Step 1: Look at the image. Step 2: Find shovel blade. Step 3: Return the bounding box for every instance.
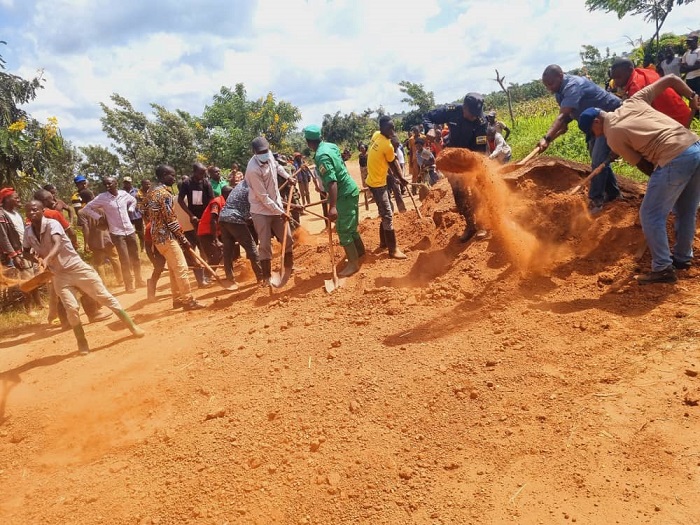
[269,268,291,289]
[324,278,336,293]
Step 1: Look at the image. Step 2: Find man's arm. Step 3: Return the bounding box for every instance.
[423,105,459,126]
[209,202,221,238]
[80,193,105,221]
[124,192,137,214]
[327,182,339,221]
[177,182,197,223]
[41,233,64,268]
[501,123,511,141]
[680,53,700,74]
[538,108,573,151]
[246,168,286,215]
[637,74,699,107]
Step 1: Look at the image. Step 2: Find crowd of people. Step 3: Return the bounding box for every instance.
[2,31,700,353]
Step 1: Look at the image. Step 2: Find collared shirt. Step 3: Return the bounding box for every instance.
[660,57,681,77]
[488,132,512,161]
[143,183,184,245]
[423,105,488,152]
[623,68,691,127]
[556,74,621,122]
[219,180,251,225]
[5,209,24,238]
[82,190,136,236]
[23,217,84,273]
[366,131,395,188]
[245,156,288,216]
[603,82,700,168]
[127,187,143,220]
[314,141,360,198]
[681,48,700,80]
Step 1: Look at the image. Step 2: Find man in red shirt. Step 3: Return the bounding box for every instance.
[196,185,231,267]
[610,58,692,127]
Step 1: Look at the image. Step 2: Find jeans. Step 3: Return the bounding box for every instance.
[386,175,406,212]
[587,135,620,204]
[251,213,293,261]
[220,221,263,281]
[369,186,393,231]
[155,239,193,301]
[640,142,700,272]
[110,232,142,289]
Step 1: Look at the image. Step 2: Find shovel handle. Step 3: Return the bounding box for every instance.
[515,146,540,167]
[404,184,423,219]
[303,199,328,208]
[567,161,609,195]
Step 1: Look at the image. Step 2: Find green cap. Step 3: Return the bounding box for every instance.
[303,125,322,140]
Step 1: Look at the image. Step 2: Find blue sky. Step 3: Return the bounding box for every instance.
[1,0,698,149]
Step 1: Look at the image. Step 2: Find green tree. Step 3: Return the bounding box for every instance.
[150,104,197,175]
[585,0,696,48]
[577,44,616,85]
[99,94,160,178]
[321,109,378,147]
[78,144,121,180]
[398,81,435,113]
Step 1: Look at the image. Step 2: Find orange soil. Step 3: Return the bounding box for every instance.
[1,156,699,524]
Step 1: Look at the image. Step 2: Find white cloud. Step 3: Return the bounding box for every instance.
[3,0,698,149]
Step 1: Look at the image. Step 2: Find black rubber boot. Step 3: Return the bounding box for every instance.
[338,243,360,277]
[115,309,145,337]
[378,224,386,251]
[73,324,90,355]
[284,252,294,270]
[251,259,264,281]
[385,229,407,260]
[146,278,156,301]
[354,235,366,258]
[260,259,272,286]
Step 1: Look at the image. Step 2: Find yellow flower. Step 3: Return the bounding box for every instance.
[8,120,26,132]
[195,122,203,131]
[196,153,209,163]
[47,116,58,126]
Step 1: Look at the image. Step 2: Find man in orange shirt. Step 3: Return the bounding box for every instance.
[609,57,692,127]
[197,185,232,267]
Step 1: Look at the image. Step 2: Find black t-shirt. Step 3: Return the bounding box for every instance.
[178,178,214,219]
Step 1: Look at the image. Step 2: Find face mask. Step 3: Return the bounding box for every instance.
[256,152,271,163]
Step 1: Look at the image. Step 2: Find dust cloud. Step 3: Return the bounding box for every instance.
[436,149,590,274]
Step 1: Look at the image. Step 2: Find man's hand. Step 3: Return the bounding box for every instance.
[41,254,53,269]
[179,236,191,249]
[291,203,305,211]
[538,137,550,152]
[12,255,24,269]
[213,239,223,249]
[328,206,338,221]
[398,176,410,187]
[190,216,199,225]
[288,176,297,186]
[690,93,699,112]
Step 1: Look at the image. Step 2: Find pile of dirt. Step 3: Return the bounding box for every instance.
[2,156,699,525]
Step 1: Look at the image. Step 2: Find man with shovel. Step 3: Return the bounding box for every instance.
[22,200,145,355]
[539,64,623,214]
[245,136,296,287]
[576,75,700,284]
[303,124,364,276]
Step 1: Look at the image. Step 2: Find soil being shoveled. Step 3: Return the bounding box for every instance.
[1,157,699,524]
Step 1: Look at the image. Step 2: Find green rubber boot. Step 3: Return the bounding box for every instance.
[73,324,90,355]
[338,243,360,277]
[115,309,145,338]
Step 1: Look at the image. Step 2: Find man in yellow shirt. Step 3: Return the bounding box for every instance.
[366,116,410,259]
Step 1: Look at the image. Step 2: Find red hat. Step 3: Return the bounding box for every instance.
[0,187,15,201]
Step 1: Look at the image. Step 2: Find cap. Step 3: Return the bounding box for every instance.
[303,124,322,140]
[251,136,269,153]
[123,176,132,182]
[462,93,484,117]
[74,175,87,184]
[686,32,698,41]
[578,107,601,135]
[0,187,15,201]
[487,110,497,118]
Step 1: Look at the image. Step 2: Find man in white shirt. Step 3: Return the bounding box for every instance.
[23,200,144,354]
[681,33,700,100]
[80,176,144,292]
[245,136,296,285]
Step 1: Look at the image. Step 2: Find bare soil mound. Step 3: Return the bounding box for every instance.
[1,156,699,524]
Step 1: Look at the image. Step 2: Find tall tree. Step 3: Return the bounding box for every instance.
[398,81,435,114]
[585,0,697,48]
[78,145,121,180]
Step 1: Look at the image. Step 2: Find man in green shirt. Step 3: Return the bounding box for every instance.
[303,124,364,276]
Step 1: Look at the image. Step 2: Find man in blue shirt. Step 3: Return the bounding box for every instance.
[538,65,622,213]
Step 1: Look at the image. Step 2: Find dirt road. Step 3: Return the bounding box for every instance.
[0,156,698,524]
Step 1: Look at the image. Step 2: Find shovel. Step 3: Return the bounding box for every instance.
[186,246,239,291]
[567,161,609,195]
[269,185,296,288]
[18,268,53,293]
[500,146,541,175]
[303,208,346,293]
